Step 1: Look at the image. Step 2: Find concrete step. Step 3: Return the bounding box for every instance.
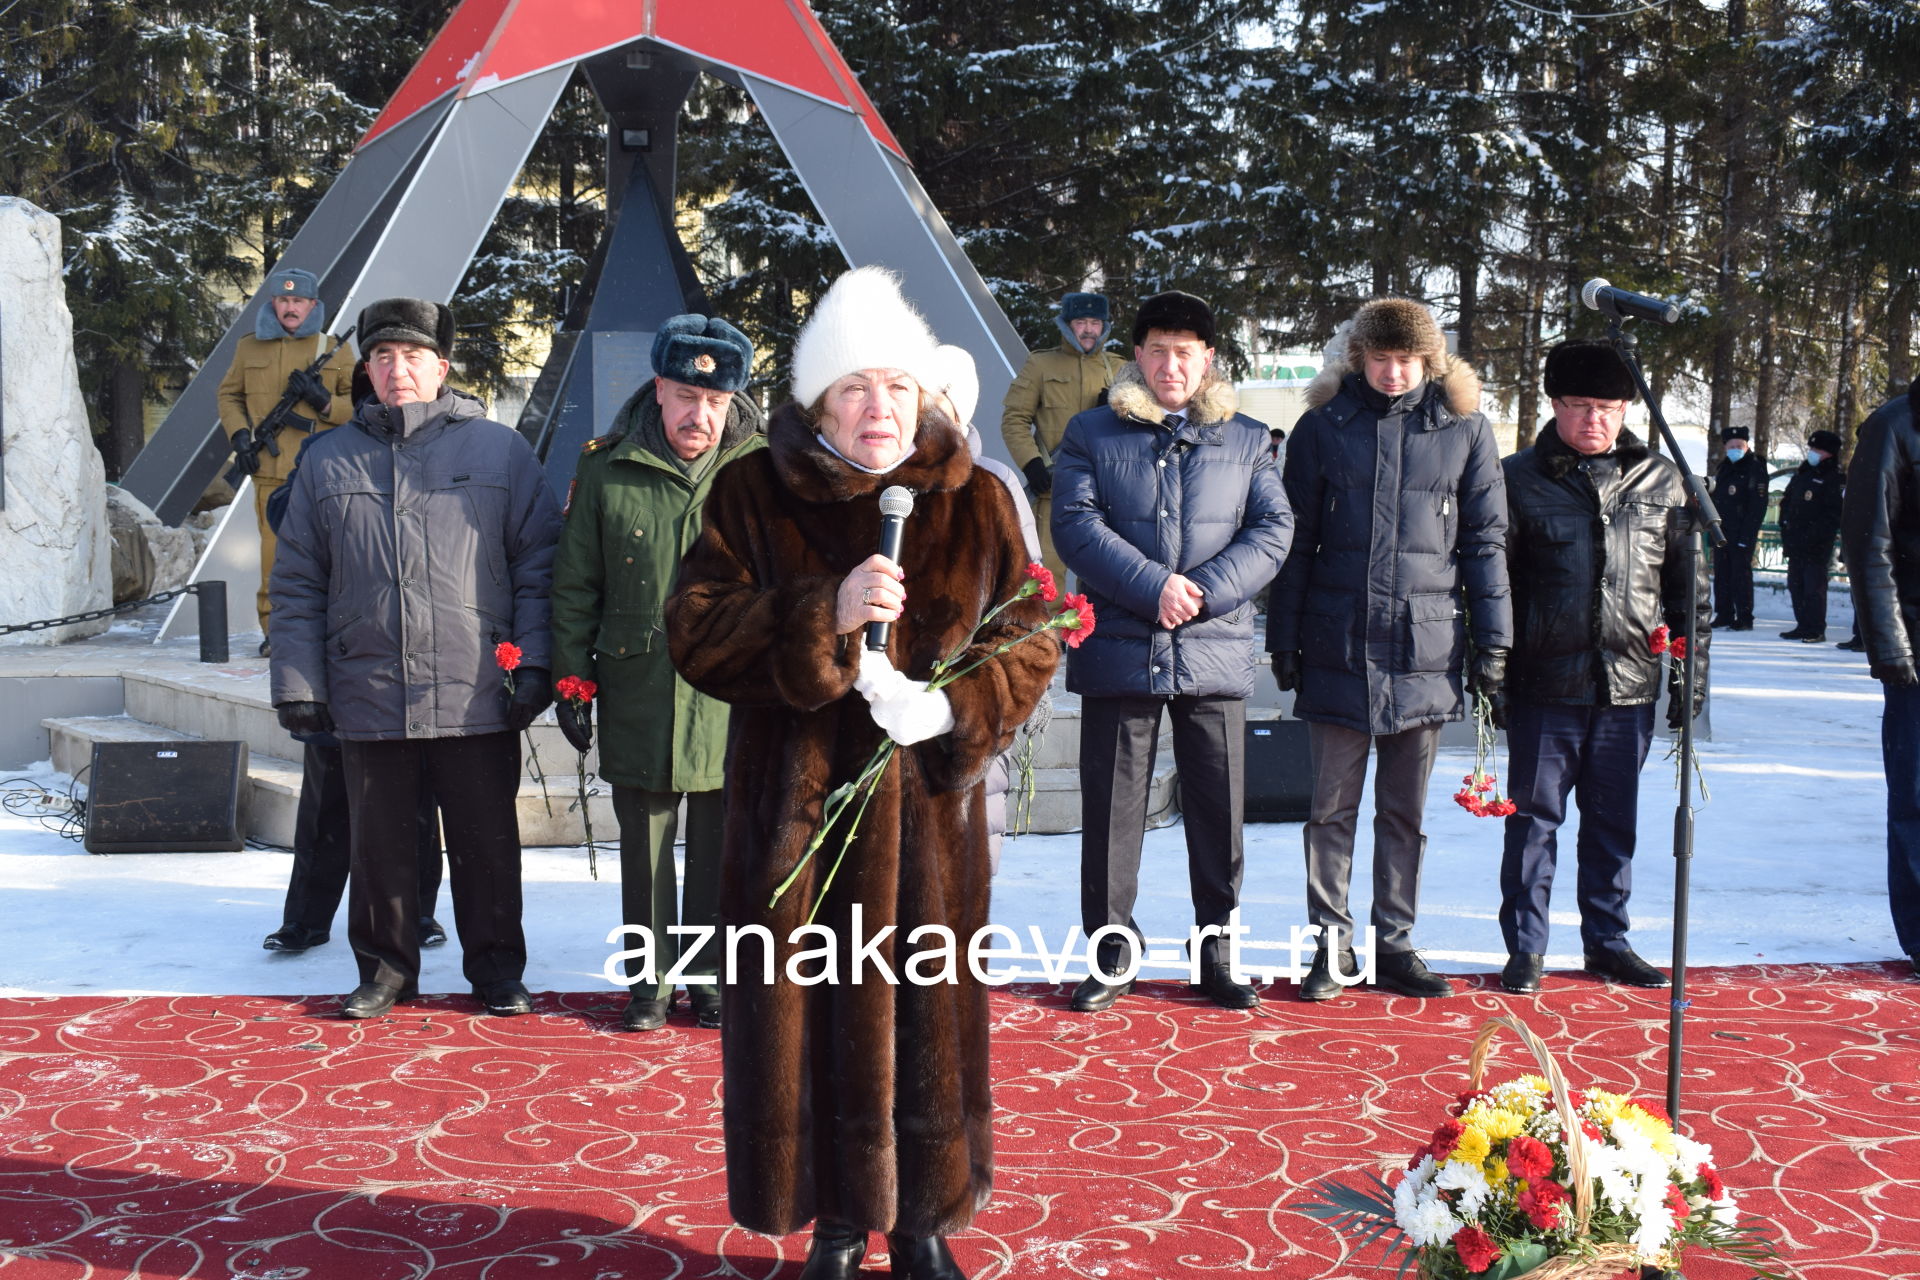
[1014,763,1178,835]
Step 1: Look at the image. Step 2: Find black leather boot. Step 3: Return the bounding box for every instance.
[798,1218,867,1280]
[887,1233,966,1279]
[1502,953,1544,994]
[1375,950,1455,998]
[1070,937,1138,1013]
[1298,947,1356,1001]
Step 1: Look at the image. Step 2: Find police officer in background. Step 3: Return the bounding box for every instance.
[549,316,764,1033]
[1709,426,1768,631]
[1779,429,1845,643]
[217,269,356,654]
[1001,291,1125,581]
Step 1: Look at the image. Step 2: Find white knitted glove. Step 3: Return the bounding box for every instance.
[856,649,954,745]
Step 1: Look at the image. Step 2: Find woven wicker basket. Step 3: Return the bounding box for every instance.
[1417,1014,1663,1280]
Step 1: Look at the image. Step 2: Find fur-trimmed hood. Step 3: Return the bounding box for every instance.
[1303,350,1483,418]
[254,299,327,341]
[1106,360,1240,426]
[765,400,971,504]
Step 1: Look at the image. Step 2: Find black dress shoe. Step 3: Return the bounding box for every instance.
[1194,964,1261,1009]
[1838,637,1867,652]
[1728,621,1753,631]
[419,917,447,948]
[1375,951,1455,998]
[1298,948,1356,1002]
[1801,632,1826,643]
[621,993,669,1031]
[1069,973,1134,1013]
[1584,946,1670,988]
[341,981,415,1019]
[1779,628,1811,640]
[688,990,722,1029]
[887,1233,966,1279]
[474,979,533,1015]
[800,1219,868,1280]
[1502,953,1544,994]
[262,923,329,953]
[1709,615,1732,629]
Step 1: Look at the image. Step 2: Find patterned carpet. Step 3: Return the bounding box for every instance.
[2,963,1916,1278]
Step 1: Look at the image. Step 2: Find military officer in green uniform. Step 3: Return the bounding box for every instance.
[550,315,764,1032]
[1000,291,1125,581]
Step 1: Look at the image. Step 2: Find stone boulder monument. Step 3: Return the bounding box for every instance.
[0,198,111,644]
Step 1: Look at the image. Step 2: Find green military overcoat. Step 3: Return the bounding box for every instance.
[550,384,766,792]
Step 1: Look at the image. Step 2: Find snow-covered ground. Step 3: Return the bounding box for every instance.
[0,581,1900,999]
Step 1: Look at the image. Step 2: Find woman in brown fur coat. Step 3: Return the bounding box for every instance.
[665,267,1059,1280]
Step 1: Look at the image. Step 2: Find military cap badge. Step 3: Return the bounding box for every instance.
[694,354,717,373]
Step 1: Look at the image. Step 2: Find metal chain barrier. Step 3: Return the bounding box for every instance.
[1,581,230,662]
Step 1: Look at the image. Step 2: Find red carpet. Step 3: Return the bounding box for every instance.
[2,963,1916,1278]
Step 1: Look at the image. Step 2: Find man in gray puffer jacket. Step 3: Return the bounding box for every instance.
[1267,297,1511,1002]
[1054,290,1293,1013]
[270,298,563,1021]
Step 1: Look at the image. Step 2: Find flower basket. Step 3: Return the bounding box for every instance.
[1298,1014,1786,1280]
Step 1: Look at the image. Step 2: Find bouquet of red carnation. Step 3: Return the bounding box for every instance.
[555,675,601,878]
[772,564,1091,922]
[1453,693,1516,819]
[495,640,552,817]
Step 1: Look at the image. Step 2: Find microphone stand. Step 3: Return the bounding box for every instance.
[1604,316,1725,1133]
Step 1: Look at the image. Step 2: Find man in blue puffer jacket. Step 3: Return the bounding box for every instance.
[1053,290,1293,1012]
[1266,297,1512,1002]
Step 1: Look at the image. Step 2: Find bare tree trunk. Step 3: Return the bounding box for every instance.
[101,360,146,481]
[1889,273,1915,395]
[1456,250,1479,361]
[1707,0,1750,440]
[1835,274,1861,445]
[1754,292,1777,462]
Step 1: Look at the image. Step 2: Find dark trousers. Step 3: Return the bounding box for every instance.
[611,786,724,1000]
[340,732,527,990]
[1713,543,1755,626]
[1499,700,1655,956]
[1303,721,1441,954]
[1786,549,1831,634]
[281,739,441,932]
[1079,695,1245,969]
[1880,683,1920,957]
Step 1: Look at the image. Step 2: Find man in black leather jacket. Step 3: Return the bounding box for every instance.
[1495,341,1708,996]
[1840,391,1920,977]
[1709,427,1767,629]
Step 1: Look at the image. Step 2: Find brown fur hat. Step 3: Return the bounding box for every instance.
[1344,297,1446,369]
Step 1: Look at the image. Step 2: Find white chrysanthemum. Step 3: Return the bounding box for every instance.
[1672,1133,1714,1174]
[1712,1198,1739,1227]
[1402,1196,1462,1247]
[1630,1181,1676,1255]
[1434,1160,1493,1219]
[1394,1155,1437,1225]
[1587,1145,1636,1214]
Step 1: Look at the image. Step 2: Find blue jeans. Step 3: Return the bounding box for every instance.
[1499,701,1656,956]
[1881,683,1920,957]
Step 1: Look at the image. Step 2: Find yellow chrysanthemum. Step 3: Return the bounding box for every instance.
[1450,1126,1491,1168]
[1471,1106,1526,1142]
[1587,1090,1627,1127]
[1486,1156,1510,1185]
[1617,1103,1678,1156]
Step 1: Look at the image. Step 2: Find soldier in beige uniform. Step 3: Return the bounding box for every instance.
[217,268,356,651]
[1000,291,1125,580]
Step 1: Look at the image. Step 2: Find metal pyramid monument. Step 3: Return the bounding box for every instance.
[124,0,1029,525]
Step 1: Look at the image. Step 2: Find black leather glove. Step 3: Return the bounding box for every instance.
[556,695,593,753]
[1022,458,1052,496]
[1873,657,1920,687]
[287,367,332,414]
[1471,648,1509,730]
[276,701,335,736]
[507,666,553,732]
[1666,667,1706,730]
[1271,650,1301,692]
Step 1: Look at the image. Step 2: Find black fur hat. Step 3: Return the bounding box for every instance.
[1808,429,1843,455]
[1722,426,1750,442]
[357,297,456,357]
[1061,292,1109,324]
[1131,290,1216,347]
[651,314,753,393]
[1544,340,1637,403]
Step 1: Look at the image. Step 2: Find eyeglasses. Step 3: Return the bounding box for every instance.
[1554,398,1626,421]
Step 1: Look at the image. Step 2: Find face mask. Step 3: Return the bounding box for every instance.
[1725,445,1747,461]
[1806,449,1826,466]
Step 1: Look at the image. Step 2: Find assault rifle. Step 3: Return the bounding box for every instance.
[225,325,356,487]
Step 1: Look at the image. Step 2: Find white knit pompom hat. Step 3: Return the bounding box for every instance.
[931,343,980,427]
[790,265,943,408]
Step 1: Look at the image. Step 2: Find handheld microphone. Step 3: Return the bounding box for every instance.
[866,485,915,652]
[1581,278,1681,326]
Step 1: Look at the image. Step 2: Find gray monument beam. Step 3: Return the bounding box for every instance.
[742,72,1029,468]
[121,95,459,524]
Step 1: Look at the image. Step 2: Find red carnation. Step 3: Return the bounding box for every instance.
[1025,562,1060,603]
[1453,1224,1502,1273]
[1649,625,1671,655]
[1506,1134,1554,1182]
[1666,1182,1690,1226]
[494,641,523,672]
[1427,1119,1465,1162]
[1697,1162,1725,1200]
[1517,1178,1569,1230]
[1671,635,1689,661]
[1055,593,1096,648]
[555,675,598,704]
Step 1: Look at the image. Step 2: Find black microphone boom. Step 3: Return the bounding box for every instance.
[1581,278,1681,326]
[866,485,915,652]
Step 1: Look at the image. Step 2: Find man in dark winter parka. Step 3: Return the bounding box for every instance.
[1266,297,1511,1001]
[1778,428,1845,642]
[1495,340,1708,996]
[1709,426,1768,630]
[1052,289,1293,1013]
